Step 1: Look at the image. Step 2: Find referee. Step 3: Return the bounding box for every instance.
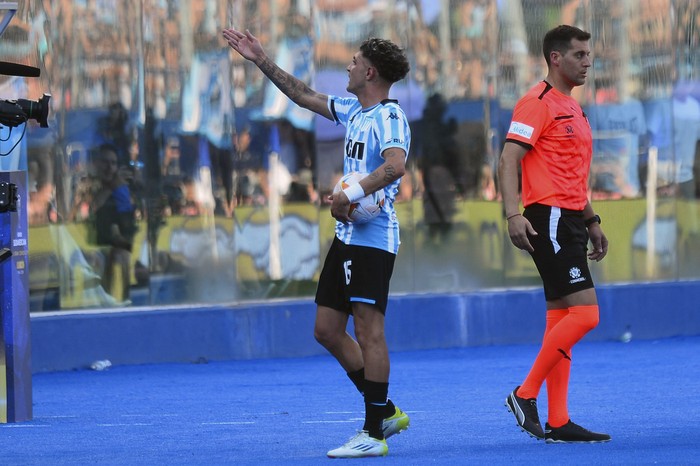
[499,25,611,444]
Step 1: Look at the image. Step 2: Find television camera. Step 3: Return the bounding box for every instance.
[0,3,51,262]
[0,93,50,128]
[0,59,50,129]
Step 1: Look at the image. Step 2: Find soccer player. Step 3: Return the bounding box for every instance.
[222,28,411,458]
[498,25,612,443]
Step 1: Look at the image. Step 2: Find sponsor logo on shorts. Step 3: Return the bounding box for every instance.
[568,266,586,284]
[508,121,534,139]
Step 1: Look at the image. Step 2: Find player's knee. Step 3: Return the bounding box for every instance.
[313,324,339,349]
[313,326,328,346]
[354,326,384,352]
[570,305,600,331]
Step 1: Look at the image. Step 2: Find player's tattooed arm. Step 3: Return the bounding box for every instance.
[362,147,406,194]
[257,56,305,100]
[224,27,331,119]
[382,164,396,182]
[380,147,406,182]
[257,56,332,119]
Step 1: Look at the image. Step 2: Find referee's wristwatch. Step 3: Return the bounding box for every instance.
[585,214,601,227]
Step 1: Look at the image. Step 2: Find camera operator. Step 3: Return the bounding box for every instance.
[89,144,137,303]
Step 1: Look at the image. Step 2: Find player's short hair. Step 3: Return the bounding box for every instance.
[359,38,410,83]
[542,25,591,66]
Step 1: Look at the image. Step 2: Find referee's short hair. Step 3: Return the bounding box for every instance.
[542,25,591,66]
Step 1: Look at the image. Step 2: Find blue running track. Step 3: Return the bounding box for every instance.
[1,337,699,465]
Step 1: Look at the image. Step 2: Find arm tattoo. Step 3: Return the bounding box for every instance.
[383,165,396,182]
[368,148,403,184]
[258,56,308,102]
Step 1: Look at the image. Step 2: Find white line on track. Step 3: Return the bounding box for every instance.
[97,423,154,427]
[201,421,256,425]
[302,420,357,424]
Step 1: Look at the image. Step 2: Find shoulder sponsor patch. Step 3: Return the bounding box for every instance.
[508,121,534,139]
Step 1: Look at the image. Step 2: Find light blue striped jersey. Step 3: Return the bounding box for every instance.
[328,95,411,254]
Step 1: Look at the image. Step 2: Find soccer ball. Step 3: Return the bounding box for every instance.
[333,172,385,224]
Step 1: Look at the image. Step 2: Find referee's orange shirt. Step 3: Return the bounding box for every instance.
[505,81,593,211]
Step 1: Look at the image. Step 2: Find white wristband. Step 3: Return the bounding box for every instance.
[342,183,365,203]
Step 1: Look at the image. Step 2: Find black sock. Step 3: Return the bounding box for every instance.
[363,380,389,440]
[384,398,396,418]
[346,368,365,395]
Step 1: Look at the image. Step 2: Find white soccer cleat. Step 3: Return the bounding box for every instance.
[326,430,388,458]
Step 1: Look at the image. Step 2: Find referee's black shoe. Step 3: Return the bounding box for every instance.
[545,420,611,443]
[505,386,544,439]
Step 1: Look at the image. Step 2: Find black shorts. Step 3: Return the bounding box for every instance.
[315,237,396,314]
[524,203,595,301]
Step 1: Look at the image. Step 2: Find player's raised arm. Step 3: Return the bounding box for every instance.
[222,27,333,120]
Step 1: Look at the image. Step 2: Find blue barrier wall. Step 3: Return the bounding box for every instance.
[31,281,700,373]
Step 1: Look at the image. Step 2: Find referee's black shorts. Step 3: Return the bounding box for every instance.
[315,237,396,314]
[524,203,595,301]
